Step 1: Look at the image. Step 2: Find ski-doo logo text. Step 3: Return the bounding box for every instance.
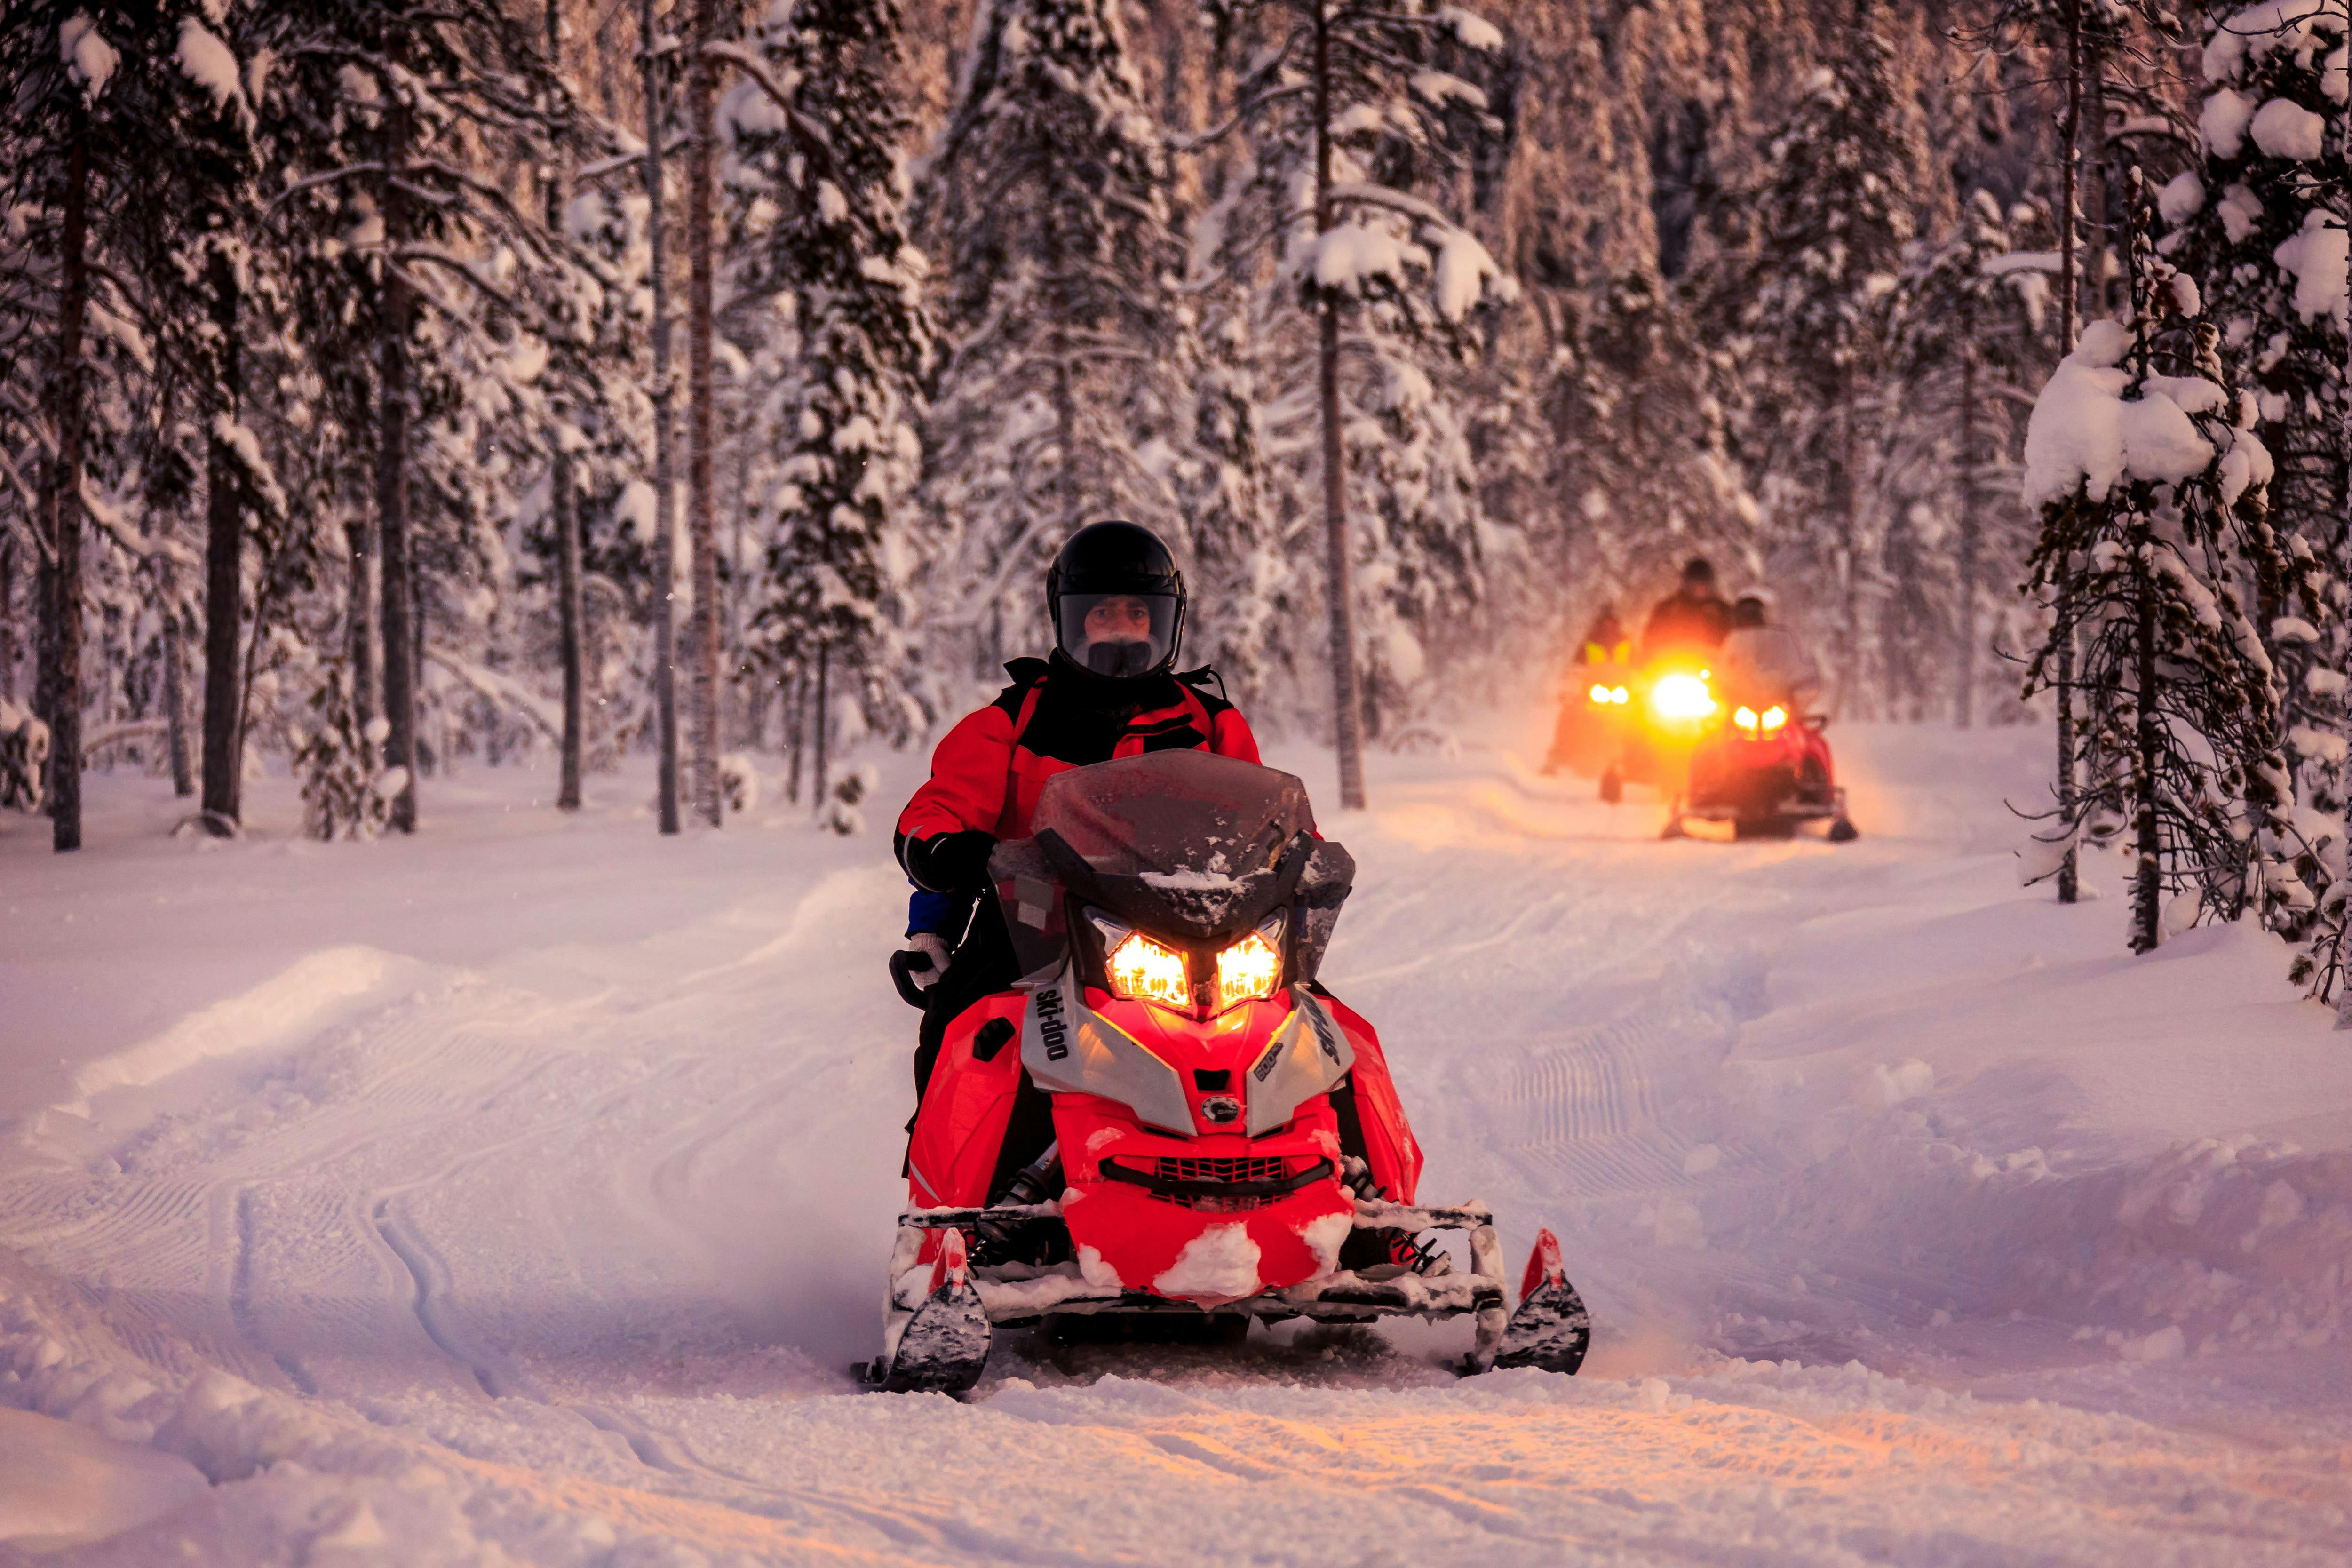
[1036,988,1069,1061]
[1307,1006,1343,1065]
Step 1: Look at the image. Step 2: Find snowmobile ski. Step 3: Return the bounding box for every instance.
[870,1228,993,1394]
[1490,1228,1592,1375]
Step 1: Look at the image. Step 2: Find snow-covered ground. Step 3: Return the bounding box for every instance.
[3,717,2349,1565]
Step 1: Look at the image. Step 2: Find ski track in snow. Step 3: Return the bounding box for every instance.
[2,727,2350,1564]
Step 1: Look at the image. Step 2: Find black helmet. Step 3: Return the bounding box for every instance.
[1047,521,1186,680]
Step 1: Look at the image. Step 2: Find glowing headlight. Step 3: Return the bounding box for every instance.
[1734,705,1758,732]
[1611,685,1629,704]
[1216,923,1284,1011]
[1651,672,1716,721]
[1588,682,1612,705]
[1108,931,1191,1009]
[1762,706,1787,732]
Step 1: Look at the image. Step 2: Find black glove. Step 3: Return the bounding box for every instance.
[905,829,997,895]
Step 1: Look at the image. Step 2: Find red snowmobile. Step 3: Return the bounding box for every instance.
[1668,691,1857,841]
[868,750,1590,1393]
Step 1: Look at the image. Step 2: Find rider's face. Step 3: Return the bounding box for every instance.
[1085,596,1154,647]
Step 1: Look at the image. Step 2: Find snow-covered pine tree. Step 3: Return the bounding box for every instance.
[729,0,938,738]
[2166,0,2347,979]
[2023,167,2296,952]
[1718,1,1919,719]
[261,0,579,832]
[0,3,271,846]
[918,0,1187,680]
[1545,270,1760,631]
[1195,0,1512,804]
[1883,191,2059,726]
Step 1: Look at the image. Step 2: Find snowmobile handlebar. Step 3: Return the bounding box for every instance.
[888,947,935,1009]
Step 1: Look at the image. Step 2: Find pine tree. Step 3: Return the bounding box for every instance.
[1720,3,1918,718]
[261,0,580,833]
[2023,168,2295,952]
[1883,191,2060,725]
[918,0,1187,677]
[1196,0,1511,804]
[2167,0,2348,980]
[731,0,938,736]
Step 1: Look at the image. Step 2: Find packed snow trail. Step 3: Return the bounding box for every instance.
[2,725,2349,1565]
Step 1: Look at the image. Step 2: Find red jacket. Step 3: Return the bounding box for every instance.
[898,658,1260,848]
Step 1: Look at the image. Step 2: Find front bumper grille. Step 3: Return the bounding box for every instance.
[1098,1154,1335,1212]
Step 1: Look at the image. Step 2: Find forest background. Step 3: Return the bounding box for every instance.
[2,0,2346,974]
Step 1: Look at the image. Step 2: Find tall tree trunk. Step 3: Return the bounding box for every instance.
[346,514,378,772]
[643,0,681,835]
[1040,156,1080,529]
[731,431,751,746]
[1834,364,1860,718]
[159,569,195,796]
[550,0,585,812]
[811,643,829,815]
[1311,2,1367,811]
[2334,101,2352,1019]
[199,247,246,830]
[1956,328,1980,729]
[683,0,723,827]
[2130,549,2161,952]
[38,100,90,853]
[378,92,419,833]
[2054,0,2083,905]
[0,535,16,701]
[786,670,805,804]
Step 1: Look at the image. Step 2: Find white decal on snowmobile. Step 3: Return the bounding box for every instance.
[1244,991,1357,1137]
[1021,966,1194,1133]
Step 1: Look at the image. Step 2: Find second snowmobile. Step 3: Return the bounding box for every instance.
[867,750,1591,1393]
[1668,691,1858,841]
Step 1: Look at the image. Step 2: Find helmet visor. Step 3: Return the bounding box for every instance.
[1057,592,1181,678]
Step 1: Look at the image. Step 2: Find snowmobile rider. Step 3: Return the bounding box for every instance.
[1641,557,1732,660]
[1716,594,1823,715]
[891,521,1260,1098]
[1573,605,1632,667]
[891,520,1434,1266]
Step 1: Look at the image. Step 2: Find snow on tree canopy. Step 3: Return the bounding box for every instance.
[2203,0,2352,86]
[2202,88,2260,157]
[2158,171,2206,224]
[59,13,117,96]
[175,18,241,115]
[2273,207,2350,326]
[2250,97,2328,159]
[2022,320,2223,508]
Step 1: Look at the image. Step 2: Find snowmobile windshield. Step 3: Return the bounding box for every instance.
[1028,751,1317,938]
[1055,592,1181,679]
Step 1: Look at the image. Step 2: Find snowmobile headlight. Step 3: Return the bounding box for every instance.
[1734,705,1759,732]
[1107,930,1191,1010]
[1214,915,1286,1011]
[1651,672,1716,722]
[1611,685,1629,704]
[1588,682,1612,705]
[1762,705,1787,732]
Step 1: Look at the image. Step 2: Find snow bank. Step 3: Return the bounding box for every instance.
[2022,320,2217,508]
[0,1407,207,1549]
[64,945,414,1111]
